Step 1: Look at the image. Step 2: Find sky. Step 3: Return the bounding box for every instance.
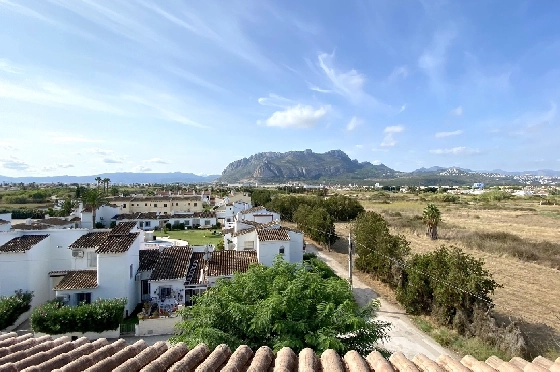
[1,0,560,177]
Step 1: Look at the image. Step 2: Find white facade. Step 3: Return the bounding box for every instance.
[0,212,11,232]
[95,205,120,227]
[236,207,280,223]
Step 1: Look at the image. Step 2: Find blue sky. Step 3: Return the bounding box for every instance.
[1,0,559,177]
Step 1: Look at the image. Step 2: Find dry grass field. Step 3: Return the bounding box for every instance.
[305,193,560,357]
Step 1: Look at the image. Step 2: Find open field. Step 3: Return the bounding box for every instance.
[153,229,222,246]
[326,194,560,358]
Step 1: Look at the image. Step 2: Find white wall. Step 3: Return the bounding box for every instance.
[287,230,304,264]
[232,230,257,251]
[0,212,11,221]
[96,205,120,226]
[256,240,284,267]
[81,212,93,229]
[0,212,11,232]
[148,279,185,303]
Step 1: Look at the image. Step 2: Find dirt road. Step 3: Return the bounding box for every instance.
[306,244,452,360]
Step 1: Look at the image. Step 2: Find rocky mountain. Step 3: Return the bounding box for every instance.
[218,149,400,182]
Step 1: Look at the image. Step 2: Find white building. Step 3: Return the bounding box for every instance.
[235,206,280,224]
[0,221,143,321]
[215,201,252,228]
[0,212,11,232]
[112,211,217,230]
[224,220,304,267]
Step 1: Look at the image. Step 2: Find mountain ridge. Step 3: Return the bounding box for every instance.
[0,172,219,184]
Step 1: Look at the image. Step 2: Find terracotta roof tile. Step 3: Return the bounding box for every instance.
[232,227,255,237]
[0,235,49,253]
[41,218,74,226]
[222,228,234,235]
[95,233,139,254]
[139,249,161,271]
[11,223,51,230]
[111,221,138,235]
[68,232,110,249]
[150,246,193,281]
[0,334,543,372]
[256,228,290,241]
[239,206,265,215]
[206,250,258,277]
[69,217,81,222]
[53,270,98,290]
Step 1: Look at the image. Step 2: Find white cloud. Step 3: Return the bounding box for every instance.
[103,158,122,164]
[263,104,330,128]
[257,94,294,108]
[0,141,17,151]
[145,158,169,164]
[380,125,404,147]
[48,134,104,144]
[435,130,463,138]
[372,160,381,165]
[0,59,21,74]
[0,158,29,171]
[317,52,366,104]
[388,65,409,81]
[450,106,463,116]
[85,148,114,156]
[384,125,404,133]
[57,163,75,168]
[429,147,480,155]
[418,30,456,88]
[42,166,57,172]
[131,165,151,172]
[355,144,363,148]
[398,105,406,114]
[346,116,362,131]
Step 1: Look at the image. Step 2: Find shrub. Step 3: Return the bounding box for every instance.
[95,222,104,228]
[31,298,126,334]
[0,290,33,330]
[179,223,185,230]
[110,221,117,228]
[165,223,172,230]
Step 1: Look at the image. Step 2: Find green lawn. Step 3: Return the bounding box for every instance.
[153,229,223,246]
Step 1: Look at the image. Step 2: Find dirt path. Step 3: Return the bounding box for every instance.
[306,243,453,360]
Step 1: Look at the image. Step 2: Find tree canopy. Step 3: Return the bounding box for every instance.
[422,204,442,240]
[171,257,390,355]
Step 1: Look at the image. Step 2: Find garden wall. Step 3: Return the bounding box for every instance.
[135,316,180,336]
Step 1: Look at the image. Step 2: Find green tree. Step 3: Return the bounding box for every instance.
[353,211,410,286]
[422,204,442,240]
[110,186,120,196]
[95,177,102,189]
[0,290,33,331]
[172,258,390,355]
[251,189,272,207]
[293,205,337,248]
[102,178,110,194]
[60,198,76,217]
[82,188,107,228]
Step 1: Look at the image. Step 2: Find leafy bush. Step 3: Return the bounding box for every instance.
[171,257,390,355]
[0,208,45,219]
[165,222,172,230]
[31,298,126,334]
[95,222,104,228]
[178,223,185,230]
[0,290,33,330]
[396,246,500,326]
[110,221,117,228]
[353,211,410,286]
[293,205,337,246]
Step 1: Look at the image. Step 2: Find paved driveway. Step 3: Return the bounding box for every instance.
[306,244,453,360]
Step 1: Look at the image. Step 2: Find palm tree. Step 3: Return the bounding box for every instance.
[422,204,441,240]
[102,178,110,194]
[95,177,102,189]
[82,188,107,228]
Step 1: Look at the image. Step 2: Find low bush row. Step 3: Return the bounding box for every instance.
[0,290,33,330]
[31,298,126,334]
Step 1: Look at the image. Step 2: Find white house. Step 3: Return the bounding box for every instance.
[54,221,142,315]
[224,220,304,267]
[235,206,280,224]
[113,212,160,231]
[215,201,252,228]
[112,211,217,231]
[0,212,11,232]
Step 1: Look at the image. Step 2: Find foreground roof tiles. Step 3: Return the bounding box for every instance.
[150,246,193,281]
[10,223,51,230]
[239,206,265,215]
[110,221,138,235]
[53,270,98,290]
[68,232,110,249]
[0,333,557,372]
[0,235,49,253]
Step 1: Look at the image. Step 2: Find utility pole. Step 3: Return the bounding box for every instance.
[348,232,353,289]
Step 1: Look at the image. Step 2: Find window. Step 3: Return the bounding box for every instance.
[194,203,197,207]
[123,204,126,209]
[164,204,167,207]
[145,221,151,227]
[76,292,92,304]
[154,204,158,207]
[176,203,179,206]
[226,218,231,222]
[130,264,133,279]
[188,202,191,206]
[184,220,190,225]
[279,246,285,255]
[244,241,254,250]
[204,220,211,226]
[145,203,147,206]
[87,252,96,268]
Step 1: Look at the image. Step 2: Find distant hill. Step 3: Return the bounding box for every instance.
[0,172,219,184]
[218,149,400,182]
